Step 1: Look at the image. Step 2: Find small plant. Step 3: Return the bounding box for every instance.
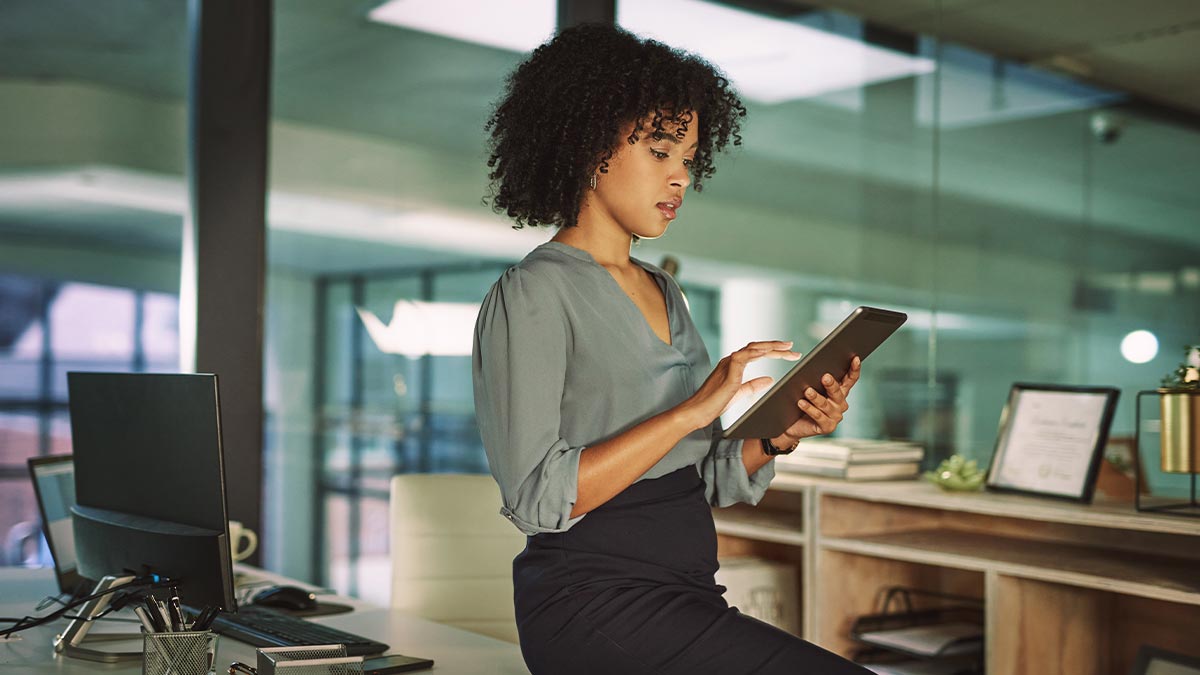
[1160,344,1200,391]
[923,454,986,492]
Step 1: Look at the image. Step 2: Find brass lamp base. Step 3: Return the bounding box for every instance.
[1136,390,1199,518]
[1159,389,1200,473]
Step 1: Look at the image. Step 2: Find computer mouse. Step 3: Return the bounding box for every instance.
[251,585,318,611]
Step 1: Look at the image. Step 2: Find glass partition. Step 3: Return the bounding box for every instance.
[0,2,187,570]
[261,1,1199,594]
[1,2,1195,593]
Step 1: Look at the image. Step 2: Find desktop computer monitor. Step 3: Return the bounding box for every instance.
[66,372,237,612]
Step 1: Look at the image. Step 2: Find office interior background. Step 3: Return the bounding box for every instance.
[1,0,1198,607]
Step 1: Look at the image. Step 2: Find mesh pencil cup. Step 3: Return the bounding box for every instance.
[142,630,219,675]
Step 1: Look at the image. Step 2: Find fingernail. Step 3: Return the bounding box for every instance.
[823,375,833,385]
[806,388,816,397]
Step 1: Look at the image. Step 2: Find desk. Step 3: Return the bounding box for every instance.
[0,567,529,674]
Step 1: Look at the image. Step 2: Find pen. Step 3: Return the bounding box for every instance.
[167,588,184,632]
[192,606,218,631]
[133,606,158,633]
[149,595,173,632]
[143,597,167,632]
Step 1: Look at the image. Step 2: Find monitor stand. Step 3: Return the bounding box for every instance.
[53,574,143,663]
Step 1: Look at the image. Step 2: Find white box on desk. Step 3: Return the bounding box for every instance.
[715,557,800,635]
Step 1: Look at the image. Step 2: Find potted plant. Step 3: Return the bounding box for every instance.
[1159,344,1200,474]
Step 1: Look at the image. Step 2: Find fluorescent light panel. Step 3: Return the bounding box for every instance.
[357,301,480,357]
[368,0,556,53]
[367,0,935,103]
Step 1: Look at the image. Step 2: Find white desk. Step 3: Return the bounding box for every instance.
[0,567,529,674]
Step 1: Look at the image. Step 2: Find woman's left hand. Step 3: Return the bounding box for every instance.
[771,356,862,447]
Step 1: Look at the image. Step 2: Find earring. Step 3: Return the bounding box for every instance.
[589,174,597,190]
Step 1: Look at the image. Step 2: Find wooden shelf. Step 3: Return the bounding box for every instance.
[822,528,1200,606]
[713,505,805,546]
[813,480,1200,537]
[713,474,1200,673]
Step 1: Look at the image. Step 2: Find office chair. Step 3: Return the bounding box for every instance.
[388,473,525,644]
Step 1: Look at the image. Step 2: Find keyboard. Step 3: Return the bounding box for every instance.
[210,605,389,656]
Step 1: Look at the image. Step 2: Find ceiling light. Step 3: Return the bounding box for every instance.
[1120,330,1158,364]
[368,0,556,53]
[357,301,480,357]
[620,0,934,103]
[367,0,935,103]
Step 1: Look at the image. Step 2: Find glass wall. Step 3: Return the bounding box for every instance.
[262,1,1199,595]
[0,2,187,570]
[1,2,1196,602]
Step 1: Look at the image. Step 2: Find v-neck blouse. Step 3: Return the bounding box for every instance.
[472,241,775,535]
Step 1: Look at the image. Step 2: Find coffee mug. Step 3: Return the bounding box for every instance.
[228,520,258,563]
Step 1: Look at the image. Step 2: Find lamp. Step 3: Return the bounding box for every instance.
[1134,344,1200,517]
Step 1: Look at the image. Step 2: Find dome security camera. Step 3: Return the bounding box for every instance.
[1090,112,1125,144]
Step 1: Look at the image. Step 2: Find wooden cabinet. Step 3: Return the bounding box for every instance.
[714,474,1200,674]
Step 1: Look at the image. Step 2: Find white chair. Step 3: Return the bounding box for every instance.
[388,473,526,644]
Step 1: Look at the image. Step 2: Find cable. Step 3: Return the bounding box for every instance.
[0,575,173,638]
[234,579,276,605]
[36,593,71,612]
[0,577,146,634]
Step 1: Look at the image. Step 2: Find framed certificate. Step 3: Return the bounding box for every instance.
[985,383,1120,503]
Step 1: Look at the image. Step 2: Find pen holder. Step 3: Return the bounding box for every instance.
[142,630,219,675]
[256,645,363,675]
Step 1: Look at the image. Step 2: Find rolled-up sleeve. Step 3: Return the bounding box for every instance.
[472,267,586,535]
[700,423,775,507]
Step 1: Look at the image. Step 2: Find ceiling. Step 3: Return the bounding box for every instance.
[0,0,1197,276]
[795,0,1200,116]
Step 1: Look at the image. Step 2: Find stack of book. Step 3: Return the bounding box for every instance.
[775,438,924,480]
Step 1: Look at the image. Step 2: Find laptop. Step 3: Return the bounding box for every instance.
[26,454,89,597]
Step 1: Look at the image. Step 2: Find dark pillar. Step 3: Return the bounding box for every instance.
[182,0,272,564]
[557,0,616,30]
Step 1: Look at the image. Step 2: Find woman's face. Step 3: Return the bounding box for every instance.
[584,112,698,240]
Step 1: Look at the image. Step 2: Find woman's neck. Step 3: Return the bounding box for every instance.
[553,210,635,269]
[552,223,638,267]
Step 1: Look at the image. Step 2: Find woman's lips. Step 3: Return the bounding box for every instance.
[657,203,677,220]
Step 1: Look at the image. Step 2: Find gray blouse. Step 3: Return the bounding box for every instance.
[472,241,775,536]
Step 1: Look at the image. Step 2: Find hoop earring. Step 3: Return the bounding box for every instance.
[589,174,597,190]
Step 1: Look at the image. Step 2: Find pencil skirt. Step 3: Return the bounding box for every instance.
[511,466,871,675]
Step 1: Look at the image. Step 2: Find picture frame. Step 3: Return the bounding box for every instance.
[985,383,1120,503]
[1129,645,1200,675]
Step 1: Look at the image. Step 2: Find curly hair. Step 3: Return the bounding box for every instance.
[484,23,747,230]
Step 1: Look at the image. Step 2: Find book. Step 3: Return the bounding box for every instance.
[774,461,920,481]
[856,621,983,658]
[795,438,920,452]
[788,439,924,465]
[791,447,924,465]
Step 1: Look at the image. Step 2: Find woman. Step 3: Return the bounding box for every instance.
[472,23,870,675]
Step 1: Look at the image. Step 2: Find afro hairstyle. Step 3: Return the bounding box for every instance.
[484,22,747,230]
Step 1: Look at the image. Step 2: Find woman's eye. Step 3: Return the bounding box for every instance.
[650,149,669,160]
[682,158,694,167]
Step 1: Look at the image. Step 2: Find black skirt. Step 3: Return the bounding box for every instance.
[512,466,871,675]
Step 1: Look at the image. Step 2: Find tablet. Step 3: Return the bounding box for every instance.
[722,306,907,439]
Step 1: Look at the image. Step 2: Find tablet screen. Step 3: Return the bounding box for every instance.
[722,306,906,440]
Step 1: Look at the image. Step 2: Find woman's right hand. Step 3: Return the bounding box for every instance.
[681,340,801,430]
